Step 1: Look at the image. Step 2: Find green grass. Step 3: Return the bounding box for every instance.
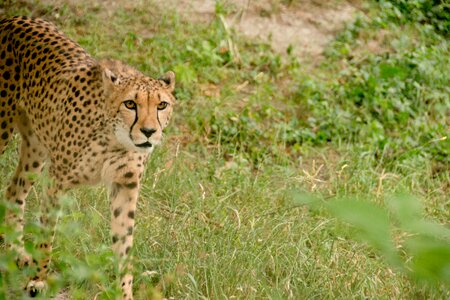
[1,0,449,299]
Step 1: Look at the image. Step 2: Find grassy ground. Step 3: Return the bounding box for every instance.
[1,0,449,299]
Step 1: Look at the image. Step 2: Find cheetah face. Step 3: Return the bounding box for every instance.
[104,69,176,153]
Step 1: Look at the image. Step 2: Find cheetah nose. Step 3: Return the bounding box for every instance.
[140,127,157,138]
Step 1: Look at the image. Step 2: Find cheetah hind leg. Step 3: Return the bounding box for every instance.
[0,100,15,156]
[4,112,49,297]
[8,117,46,252]
[0,97,15,246]
[0,125,14,155]
[24,184,62,298]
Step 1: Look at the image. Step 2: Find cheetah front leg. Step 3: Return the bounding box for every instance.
[110,181,139,300]
[104,156,145,300]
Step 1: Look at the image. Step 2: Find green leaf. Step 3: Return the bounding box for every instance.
[405,236,450,285]
[387,194,423,225]
[327,198,400,265]
[388,194,450,239]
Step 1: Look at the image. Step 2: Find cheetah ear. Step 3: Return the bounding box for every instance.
[159,71,175,92]
[102,67,120,87]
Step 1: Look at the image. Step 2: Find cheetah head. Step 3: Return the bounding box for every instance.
[100,61,176,153]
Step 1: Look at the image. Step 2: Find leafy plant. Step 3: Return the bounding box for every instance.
[295,193,450,286]
[378,0,450,36]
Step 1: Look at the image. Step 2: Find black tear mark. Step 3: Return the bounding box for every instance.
[128,94,139,140]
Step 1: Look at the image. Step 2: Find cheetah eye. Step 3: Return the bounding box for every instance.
[157,101,168,110]
[123,100,137,110]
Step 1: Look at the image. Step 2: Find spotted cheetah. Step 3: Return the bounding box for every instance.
[0,16,176,299]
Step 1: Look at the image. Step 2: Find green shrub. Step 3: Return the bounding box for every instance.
[379,0,449,36]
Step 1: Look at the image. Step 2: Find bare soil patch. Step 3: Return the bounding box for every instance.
[166,0,359,59]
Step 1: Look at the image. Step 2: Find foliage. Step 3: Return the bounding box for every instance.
[378,0,450,36]
[0,0,449,299]
[310,5,449,166]
[295,193,450,286]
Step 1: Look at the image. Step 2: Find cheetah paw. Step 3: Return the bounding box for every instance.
[26,280,47,298]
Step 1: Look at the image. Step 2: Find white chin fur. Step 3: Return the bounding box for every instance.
[114,127,154,153]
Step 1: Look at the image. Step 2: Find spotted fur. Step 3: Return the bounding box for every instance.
[0,16,175,299]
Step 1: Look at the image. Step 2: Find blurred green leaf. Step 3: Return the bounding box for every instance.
[388,194,423,225]
[406,236,450,284]
[327,198,400,265]
[299,192,450,287]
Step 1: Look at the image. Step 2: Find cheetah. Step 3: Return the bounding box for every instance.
[0,16,176,299]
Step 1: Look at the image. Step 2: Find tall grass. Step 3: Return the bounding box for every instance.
[1,0,449,299]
